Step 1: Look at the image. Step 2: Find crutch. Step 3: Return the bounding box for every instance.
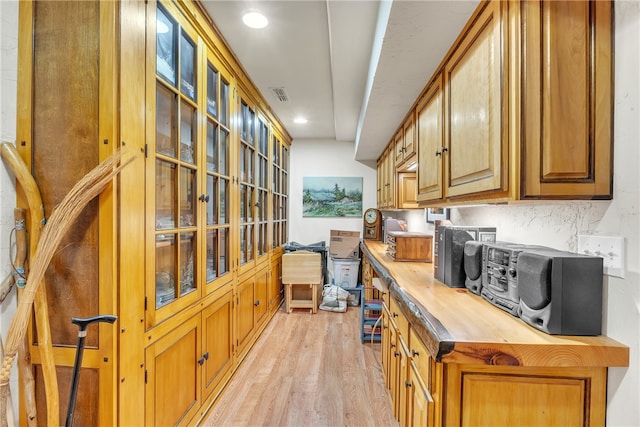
[65,314,117,427]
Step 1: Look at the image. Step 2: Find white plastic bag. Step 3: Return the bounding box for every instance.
[319,285,350,312]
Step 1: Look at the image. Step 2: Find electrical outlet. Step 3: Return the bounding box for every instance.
[577,235,625,278]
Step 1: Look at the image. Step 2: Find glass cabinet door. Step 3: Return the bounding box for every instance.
[238,97,256,267]
[153,4,200,314]
[204,58,231,289]
[271,133,289,248]
[256,116,269,258]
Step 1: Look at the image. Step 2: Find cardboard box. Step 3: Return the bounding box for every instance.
[329,230,360,259]
[282,251,322,284]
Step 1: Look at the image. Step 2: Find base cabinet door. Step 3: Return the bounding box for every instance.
[443,364,608,427]
[236,272,257,357]
[409,361,433,427]
[145,315,201,426]
[269,252,283,311]
[255,265,269,325]
[201,288,234,400]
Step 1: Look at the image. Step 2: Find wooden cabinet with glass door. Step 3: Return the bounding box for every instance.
[16,0,290,424]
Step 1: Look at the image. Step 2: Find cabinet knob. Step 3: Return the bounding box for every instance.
[394,351,400,357]
[435,149,442,156]
[412,350,419,357]
[254,300,260,306]
[393,312,398,318]
[199,194,210,203]
[197,356,205,365]
[203,352,209,360]
[441,147,448,153]
[405,381,412,388]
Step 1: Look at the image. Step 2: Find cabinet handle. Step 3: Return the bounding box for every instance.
[412,350,419,357]
[394,351,400,357]
[198,194,210,203]
[391,343,396,348]
[405,381,412,388]
[435,149,442,157]
[197,356,205,366]
[441,147,448,153]
[254,300,260,306]
[203,352,209,360]
[255,201,261,207]
[393,312,398,318]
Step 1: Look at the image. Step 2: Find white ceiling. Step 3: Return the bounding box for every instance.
[200,0,480,166]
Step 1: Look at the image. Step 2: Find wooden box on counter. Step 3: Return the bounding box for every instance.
[386,231,433,262]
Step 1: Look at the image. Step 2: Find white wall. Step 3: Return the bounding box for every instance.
[0,0,20,419]
[288,139,377,245]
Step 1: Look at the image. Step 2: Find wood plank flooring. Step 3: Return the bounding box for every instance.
[201,304,397,427]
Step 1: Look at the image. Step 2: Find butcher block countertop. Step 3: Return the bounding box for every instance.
[361,240,629,368]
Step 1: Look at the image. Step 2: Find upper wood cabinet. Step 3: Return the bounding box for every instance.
[416,75,444,203]
[520,0,612,198]
[395,112,416,167]
[412,0,613,206]
[443,0,507,200]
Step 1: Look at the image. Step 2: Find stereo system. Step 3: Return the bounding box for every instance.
[435,225,604,336]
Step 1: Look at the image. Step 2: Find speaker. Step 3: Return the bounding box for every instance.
[437,225,497,288]
[518,249,603,336]
[463,241,484,294]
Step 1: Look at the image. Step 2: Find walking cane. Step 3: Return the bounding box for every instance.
[65,314,117,427]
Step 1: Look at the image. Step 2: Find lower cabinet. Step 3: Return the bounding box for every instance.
[145,313,202,426]
[144,261,279,426]
[381,296,611,427]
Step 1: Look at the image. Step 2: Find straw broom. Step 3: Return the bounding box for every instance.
[0,147,135,425]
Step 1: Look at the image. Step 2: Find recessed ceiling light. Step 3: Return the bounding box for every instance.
[293,117,308,124]
[242,11,268,29]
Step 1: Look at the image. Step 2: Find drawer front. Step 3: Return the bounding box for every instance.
[390,297,409,339]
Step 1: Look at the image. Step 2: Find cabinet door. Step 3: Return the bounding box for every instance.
[256,115,270,261]
[397,173,418,209]
[201,288,234,399]
[403,113,416,160]
[145,315,201,426]
[238,93,257,273]
[409,361,433,427]
[394,130,405,165]
[444,364,608,427]
[236,272,256,356]
[204,54,233,294]
[271,131,289,248]
[521,0,612,198]
[381,306,391,391]
[254,265,269,325]
[444,1,507,199]
[269,251,283,310]
[150,5,202,326]
[398,336,410,427]
[416,75,444,202]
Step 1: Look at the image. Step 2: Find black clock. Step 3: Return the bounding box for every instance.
[363,208,382,240]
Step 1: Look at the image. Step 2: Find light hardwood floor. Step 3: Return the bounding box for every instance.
[201,304,397,427]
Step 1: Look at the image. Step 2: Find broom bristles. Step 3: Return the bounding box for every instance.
[0,148,136,383]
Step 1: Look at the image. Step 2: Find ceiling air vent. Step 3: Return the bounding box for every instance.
[270,87,289,102]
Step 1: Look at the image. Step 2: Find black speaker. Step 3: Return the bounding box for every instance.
[464,241,484,294]
[437,225,497,288]
[518,250,603,336]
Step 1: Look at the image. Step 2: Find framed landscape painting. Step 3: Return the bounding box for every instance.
[303,177,362,217]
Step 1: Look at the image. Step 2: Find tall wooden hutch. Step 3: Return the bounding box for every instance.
[15,0,290,425]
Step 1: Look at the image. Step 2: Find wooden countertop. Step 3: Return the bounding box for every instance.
[362,240,629,368]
